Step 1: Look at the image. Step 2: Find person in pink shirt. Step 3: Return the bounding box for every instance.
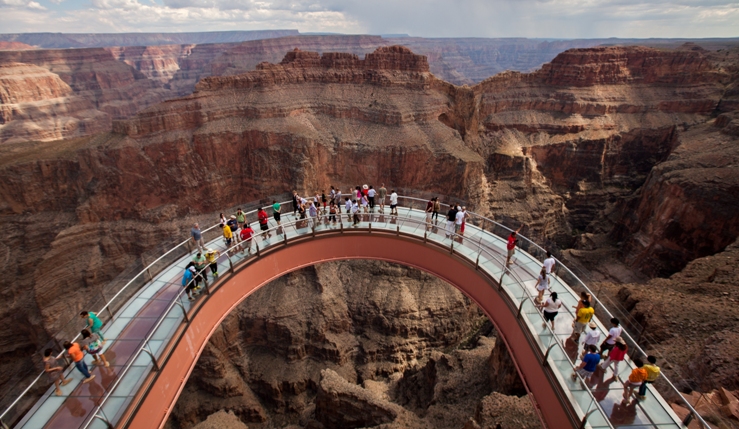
[600,337,628,377]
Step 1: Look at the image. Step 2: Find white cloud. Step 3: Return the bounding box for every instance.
[0,0,45,9]
[0,0,736,37]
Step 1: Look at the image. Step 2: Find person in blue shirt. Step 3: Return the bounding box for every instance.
[572,345,601,382]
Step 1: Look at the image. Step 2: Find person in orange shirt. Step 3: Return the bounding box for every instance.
[63,341,95,383]
[622,357,647,403]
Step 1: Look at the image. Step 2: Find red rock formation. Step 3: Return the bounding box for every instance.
[0,47,173,143]
[0,42,35,51]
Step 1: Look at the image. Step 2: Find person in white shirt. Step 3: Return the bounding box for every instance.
[454,206,465,234]
[345,197,352,223]
[389,190,398,215]
[534,266,550,303]
[581,322,601,359]
[543,251,556,274]
[308,202,318,228]
[600,318,623,359]
[367,186,377,211]
[537,291,562,330]
[351,200,360,225]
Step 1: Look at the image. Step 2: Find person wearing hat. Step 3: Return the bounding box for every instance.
[600,336,628,377]
[581,321,601,359]
[227,215,240,243]
[181,264,199,301]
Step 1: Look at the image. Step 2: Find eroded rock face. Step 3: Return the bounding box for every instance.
[315,368,400,428]
[167,263,530,429]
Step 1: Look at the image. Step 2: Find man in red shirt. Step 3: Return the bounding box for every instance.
[240,223,255,253]
[505,225,524,268]
[257,207,270,239]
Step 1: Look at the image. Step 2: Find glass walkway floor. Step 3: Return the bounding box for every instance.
[3,196,702,429]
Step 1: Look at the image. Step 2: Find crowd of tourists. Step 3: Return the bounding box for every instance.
[46,187,660,410]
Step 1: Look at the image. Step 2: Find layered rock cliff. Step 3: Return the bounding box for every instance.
[165,260,533,429]
[0,44,737,424]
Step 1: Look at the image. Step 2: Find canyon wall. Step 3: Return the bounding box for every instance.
[0,44,737,423]
[164,260,535,429]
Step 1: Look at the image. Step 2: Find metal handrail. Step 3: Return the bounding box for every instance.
[7,195,700,429]
[398,195,707,428]
[0,199,293,426]
[84,209,614,429]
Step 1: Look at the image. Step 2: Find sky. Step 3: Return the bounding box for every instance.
[0,0,738,38]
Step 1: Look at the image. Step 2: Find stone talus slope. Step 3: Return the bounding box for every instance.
[166,260,534,429]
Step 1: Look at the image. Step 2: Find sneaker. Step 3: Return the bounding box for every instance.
[637,395,646,401]
[213,272,219,278]
[542,323,547,328]
[61,379,72,386]
[188,296,195,301]
[55,389,63,396]
[82,375,95,384]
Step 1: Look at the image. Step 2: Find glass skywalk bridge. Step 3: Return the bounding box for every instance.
[0,195,707,429]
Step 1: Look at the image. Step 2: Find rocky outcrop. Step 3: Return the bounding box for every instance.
[0,48,172,143]
[315,369,401,428]
[189,410,250,429]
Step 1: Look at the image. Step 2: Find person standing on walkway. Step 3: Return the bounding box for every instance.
[622,358,647,403]
[600,318,623,359]
[425,197,434,228]
[308,201,318,228]
[432,198,441,224]
[81,329,109,368]
[351,199,360,225]
[258,207,270,239]
[637,356,660,400]
[445,204,458,237]
[64,341,95,384]
[389,190,398,215]
[368,186,376,211]
[292,191,299,216]
[572,345,600,383]
[192,251,208,281]
[328,201,337,224]
[205,248,220,277]
[236,208,246,231]
[344,197,352,223]
[361,193,369,214]
[44,348,72,395]
[600,337,627,376]
[543,250,556,274]
[537,291,561,330]
[222,222,234,249]
[534,266,550,304]
[505,225,524,268]
[182,265,199,300]
[80,311,105,342]
[191,223,205,253]
[454,205,465,235]
[336,189,343,213]
[321,191,328,212]
[240,224,254,253]
[272,200,282,226]
[219,213,227,227]
[570,300,595,340]
[378,184,387,213]
[460,206,469,234]
[581,322,601,358]
[227,215,240,243]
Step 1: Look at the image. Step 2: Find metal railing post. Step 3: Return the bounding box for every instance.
[175,300,189,323]
[517,297,530,319]
[141,342,160,372]
[578,409,599,429]
[256,242,260,257]
[368,223,372,233]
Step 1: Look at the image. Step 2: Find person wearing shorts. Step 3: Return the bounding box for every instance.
[600,318,623,359]
[236,208,246,230]
[573,345,600,382]
[389,190,398,215]
[378,184,387,213]
[571,301,595,340]
[623,358,647,403]
[272,200,281,225]
[538,291,561,330]
[505,225,523,267]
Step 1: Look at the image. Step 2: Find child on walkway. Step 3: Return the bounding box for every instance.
[81,329,109,368]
